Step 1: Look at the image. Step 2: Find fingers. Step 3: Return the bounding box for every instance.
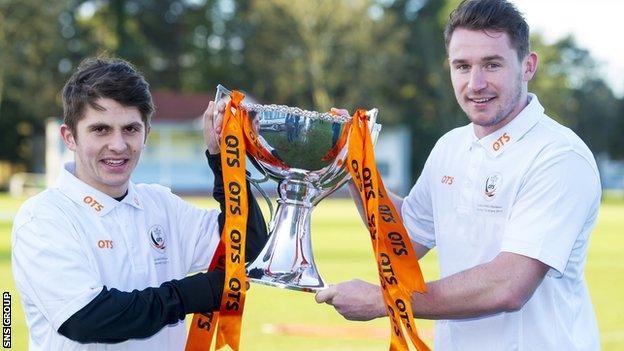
[330,107,350,116]
[316,280,386,321]
[214,108,223,136]
[216,100,226,114]
[315,285,338,304]
[215,100,227,133]
[204,101,220,155]
[204,101,215,127]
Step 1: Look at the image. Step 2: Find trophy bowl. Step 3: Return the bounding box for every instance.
[215,84,381,292]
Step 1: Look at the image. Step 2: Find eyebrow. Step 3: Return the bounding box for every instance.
[482,55,506,62]
[86,122,144,130]
[450,58,469,66]
[124,122,144,130]
[450,55,506,65]
[86,122,111,130]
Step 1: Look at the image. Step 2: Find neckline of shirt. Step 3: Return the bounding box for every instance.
[56,162,143,216]
[468,93,544,157]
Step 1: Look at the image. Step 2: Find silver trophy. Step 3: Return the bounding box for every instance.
[215,84,381,292]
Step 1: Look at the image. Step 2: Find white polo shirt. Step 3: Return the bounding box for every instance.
[12,162,221,351]
[402,94,600,350]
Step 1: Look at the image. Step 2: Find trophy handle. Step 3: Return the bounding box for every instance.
[247,169,275,231]
[214,84,232,111]
[214,84,236,129]
[366,108,379,125]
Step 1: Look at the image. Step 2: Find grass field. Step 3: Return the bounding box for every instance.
[1,193,623,350]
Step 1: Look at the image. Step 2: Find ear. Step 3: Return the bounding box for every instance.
[144,125,151,144]
[522,52,538,82]
[60,124,77,151]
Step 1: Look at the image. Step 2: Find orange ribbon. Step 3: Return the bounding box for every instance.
[346,110,429,351]
[185,91,249,351]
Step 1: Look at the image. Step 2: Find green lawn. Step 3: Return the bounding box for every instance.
[1,193,622,350]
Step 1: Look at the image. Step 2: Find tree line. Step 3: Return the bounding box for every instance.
[1,0,622,182]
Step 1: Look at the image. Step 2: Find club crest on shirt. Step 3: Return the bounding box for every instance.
[484,172,502,200]
[148,225,166,252]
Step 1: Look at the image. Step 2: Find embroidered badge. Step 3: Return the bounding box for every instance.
[484,172,502,200]
[148,225,166,252]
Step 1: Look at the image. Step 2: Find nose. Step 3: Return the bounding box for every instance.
[108,131,128,153]
[468,68,487,91]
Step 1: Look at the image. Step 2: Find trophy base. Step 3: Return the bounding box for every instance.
[249,277,327,293]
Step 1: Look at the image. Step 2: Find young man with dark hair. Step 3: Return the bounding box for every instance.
[12,57,268,350]
[316,1,600,349]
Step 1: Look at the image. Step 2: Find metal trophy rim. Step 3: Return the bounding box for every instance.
[215,84,378,125]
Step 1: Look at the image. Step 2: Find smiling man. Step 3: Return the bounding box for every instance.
[11,57,268,350]
[316,1,601,350]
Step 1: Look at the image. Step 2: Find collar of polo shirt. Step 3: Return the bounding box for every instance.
[470,93,544,157]
[57,162,143,216]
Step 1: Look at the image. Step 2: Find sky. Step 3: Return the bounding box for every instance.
[513,0,624,97]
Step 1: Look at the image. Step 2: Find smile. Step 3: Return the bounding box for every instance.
[101,158,129,166]
[469,97,495,103]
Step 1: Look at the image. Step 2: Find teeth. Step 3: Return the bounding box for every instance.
[104,159,125,165]
[472,97,492,103]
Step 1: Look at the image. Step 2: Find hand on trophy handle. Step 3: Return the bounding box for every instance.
[315,279,386,321]
[203,100,226,155]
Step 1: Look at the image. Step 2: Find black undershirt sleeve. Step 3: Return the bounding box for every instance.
[58,271,225,343]
[206,151,269,262]
[58,151,269,344]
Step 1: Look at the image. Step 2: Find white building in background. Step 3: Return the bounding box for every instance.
[597,153,624,194]
[46,91,412,196]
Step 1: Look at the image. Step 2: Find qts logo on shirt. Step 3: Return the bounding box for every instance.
[97,240,113,249]
[83,195,104,212]
[492,132,511,151]
[148,225,167,252]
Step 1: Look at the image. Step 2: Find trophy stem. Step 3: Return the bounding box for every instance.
[246,180,326,292]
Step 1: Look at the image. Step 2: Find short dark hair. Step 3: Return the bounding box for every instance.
[62,56,154,135]
[444,0,529,61]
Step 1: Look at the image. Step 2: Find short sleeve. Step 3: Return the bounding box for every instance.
[500,150,600,277]
[12,216,102,330]
[402,151,437,249]
[167,192,221,273]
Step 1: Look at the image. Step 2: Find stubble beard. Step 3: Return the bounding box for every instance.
[475,75,523,129]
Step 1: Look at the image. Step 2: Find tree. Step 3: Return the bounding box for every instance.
[215,0,457,181]
[530,34,619,156]
[230,0,407,114]
[384,0,464,178]
[609,97,624,159]
[0,0,73,168]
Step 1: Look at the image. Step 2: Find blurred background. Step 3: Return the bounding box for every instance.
[1,0,623,350]
[1,0,623,194]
